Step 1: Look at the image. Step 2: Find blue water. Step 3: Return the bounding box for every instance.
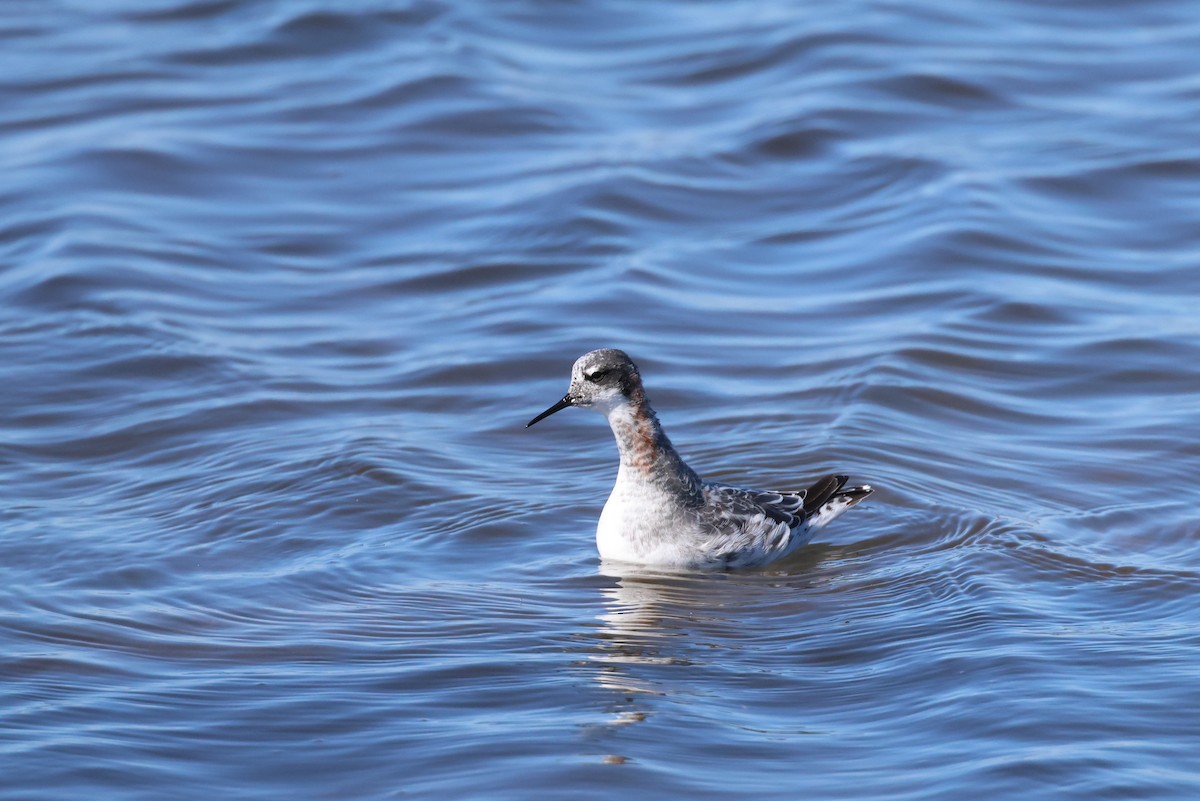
[2,1,1199,798]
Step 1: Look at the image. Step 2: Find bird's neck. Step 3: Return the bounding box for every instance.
[604,391,700,495]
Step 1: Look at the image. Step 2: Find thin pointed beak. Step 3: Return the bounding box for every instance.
[526,394,574,427]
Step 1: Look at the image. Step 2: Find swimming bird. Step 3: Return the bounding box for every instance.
[526,349,872,569]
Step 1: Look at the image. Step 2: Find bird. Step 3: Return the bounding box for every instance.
[526,348,872,570]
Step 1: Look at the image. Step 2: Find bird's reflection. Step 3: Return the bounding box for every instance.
[578,545,837,767]
[585,563,740,722]
[585,545,836,701]
[583,565,708,747]
[591,568,698,692]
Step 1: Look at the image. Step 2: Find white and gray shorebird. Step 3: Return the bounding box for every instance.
[527,349,873,570]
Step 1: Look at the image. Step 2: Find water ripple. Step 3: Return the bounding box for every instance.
[3,1,1199,799]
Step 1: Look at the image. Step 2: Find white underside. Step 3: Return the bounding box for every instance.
[595,499,637,563]
[595,466,696,566]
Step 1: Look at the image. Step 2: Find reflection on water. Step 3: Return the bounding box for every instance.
[594,572,699,692]
[587,571,709,759]
[587,553,836,720]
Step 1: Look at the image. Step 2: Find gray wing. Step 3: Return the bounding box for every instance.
[704,484,806,526]
[698,483,810,567]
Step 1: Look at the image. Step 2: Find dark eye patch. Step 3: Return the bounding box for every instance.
[584,369,610,382]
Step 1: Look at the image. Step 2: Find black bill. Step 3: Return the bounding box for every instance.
[526,394,574,427]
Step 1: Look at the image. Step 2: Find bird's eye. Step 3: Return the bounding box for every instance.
[585,369,609,382]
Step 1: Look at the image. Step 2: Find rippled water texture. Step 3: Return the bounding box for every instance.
[3,1,1199,799]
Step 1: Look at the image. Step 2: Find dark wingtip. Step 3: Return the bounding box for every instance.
[802,474,848,515]
[838,484,874,501]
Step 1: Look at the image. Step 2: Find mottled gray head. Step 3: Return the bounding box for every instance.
[526,349,642,427]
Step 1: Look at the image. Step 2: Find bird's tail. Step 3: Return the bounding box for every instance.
[802,474,873,530]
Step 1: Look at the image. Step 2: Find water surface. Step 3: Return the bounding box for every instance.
[2,1,1199,799]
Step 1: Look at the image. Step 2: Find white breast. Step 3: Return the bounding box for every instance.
[596,487,635,562]
[595,466,700,566]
